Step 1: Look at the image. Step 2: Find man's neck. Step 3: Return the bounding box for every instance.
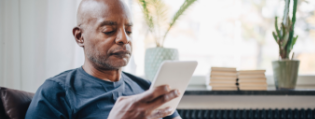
[82,60,122,82]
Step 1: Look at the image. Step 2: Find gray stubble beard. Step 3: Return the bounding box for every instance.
[88,54,119,70]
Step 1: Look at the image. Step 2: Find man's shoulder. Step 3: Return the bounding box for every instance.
[122,72,151,89]
[35,68,80,100]
[45,68,78,89]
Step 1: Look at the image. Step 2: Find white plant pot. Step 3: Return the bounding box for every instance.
[144,47,179,81]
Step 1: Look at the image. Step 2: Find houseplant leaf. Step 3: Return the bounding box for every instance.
[290,35,298,51]
[286,0,298,56]
[275,17,281,39]
[161,0,197,47]
[272,32,278,42]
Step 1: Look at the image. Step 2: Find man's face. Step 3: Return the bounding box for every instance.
[79,1,132,70]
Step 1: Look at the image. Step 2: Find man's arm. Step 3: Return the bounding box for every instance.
[25,80,71,119]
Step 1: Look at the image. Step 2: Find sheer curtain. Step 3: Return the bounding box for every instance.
[0,0,84,92]
[0,0,135,92]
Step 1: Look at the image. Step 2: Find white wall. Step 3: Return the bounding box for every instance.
[0,0,83,92]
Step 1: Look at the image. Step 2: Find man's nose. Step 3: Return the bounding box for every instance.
[115,28,130,44]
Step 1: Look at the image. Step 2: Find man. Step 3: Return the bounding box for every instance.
[25,0,181,119]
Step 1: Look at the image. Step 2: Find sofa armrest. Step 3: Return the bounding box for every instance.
[0,87,34,119]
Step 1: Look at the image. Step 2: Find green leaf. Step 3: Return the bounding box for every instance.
[283,0,290,24]
[290,35,298,50]
[289,17,292,27]
[272,32,278,42]
[281,31,290,49]
[139,0,155,32]
[275,17,281,39]
[286,0,298,54]
[280,23,286,41]
[291,0,298,27]
[161,0,197,46]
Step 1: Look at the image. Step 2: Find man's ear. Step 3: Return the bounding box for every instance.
[73,27,84,47]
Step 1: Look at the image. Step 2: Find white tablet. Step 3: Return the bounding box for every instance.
[150,61,198,113]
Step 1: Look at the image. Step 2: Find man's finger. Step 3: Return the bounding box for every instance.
[116,96,131,102]
[148,107,173,119]
[140,85,171,102]
[147,89,180,111]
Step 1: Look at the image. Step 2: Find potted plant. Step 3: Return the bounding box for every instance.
[138,0,197,80]
[272,0,299,90]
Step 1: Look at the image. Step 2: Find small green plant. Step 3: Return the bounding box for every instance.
[272,0,299,59]
[139,0,197,47]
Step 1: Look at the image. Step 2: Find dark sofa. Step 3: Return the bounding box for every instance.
[0,87,34,119]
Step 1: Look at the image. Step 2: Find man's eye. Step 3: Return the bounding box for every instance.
[126,31,132,34]
[103,31,114,35]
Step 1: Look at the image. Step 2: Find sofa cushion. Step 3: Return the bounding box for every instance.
[0,87,34,119]
[0,87,7,119]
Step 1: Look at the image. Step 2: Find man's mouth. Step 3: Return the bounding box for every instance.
[110,51,131,58]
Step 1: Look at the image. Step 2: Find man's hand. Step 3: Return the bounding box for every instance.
[108,85,180,119]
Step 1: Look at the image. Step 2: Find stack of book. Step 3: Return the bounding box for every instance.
[209,67,238,90]
[238,70,267,90]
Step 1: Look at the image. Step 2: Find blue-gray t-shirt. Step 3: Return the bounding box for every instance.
[25,67,179,119]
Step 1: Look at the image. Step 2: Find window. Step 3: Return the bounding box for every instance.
[126,0,315,79]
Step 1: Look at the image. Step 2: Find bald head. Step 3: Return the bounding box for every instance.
[77,0,130,27]
[73,0,133,71]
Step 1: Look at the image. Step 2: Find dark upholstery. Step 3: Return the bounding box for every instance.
[0,87,34,119]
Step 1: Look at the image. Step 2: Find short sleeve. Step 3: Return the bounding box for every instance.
[163,110,180,119]
[25,80,71,119]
